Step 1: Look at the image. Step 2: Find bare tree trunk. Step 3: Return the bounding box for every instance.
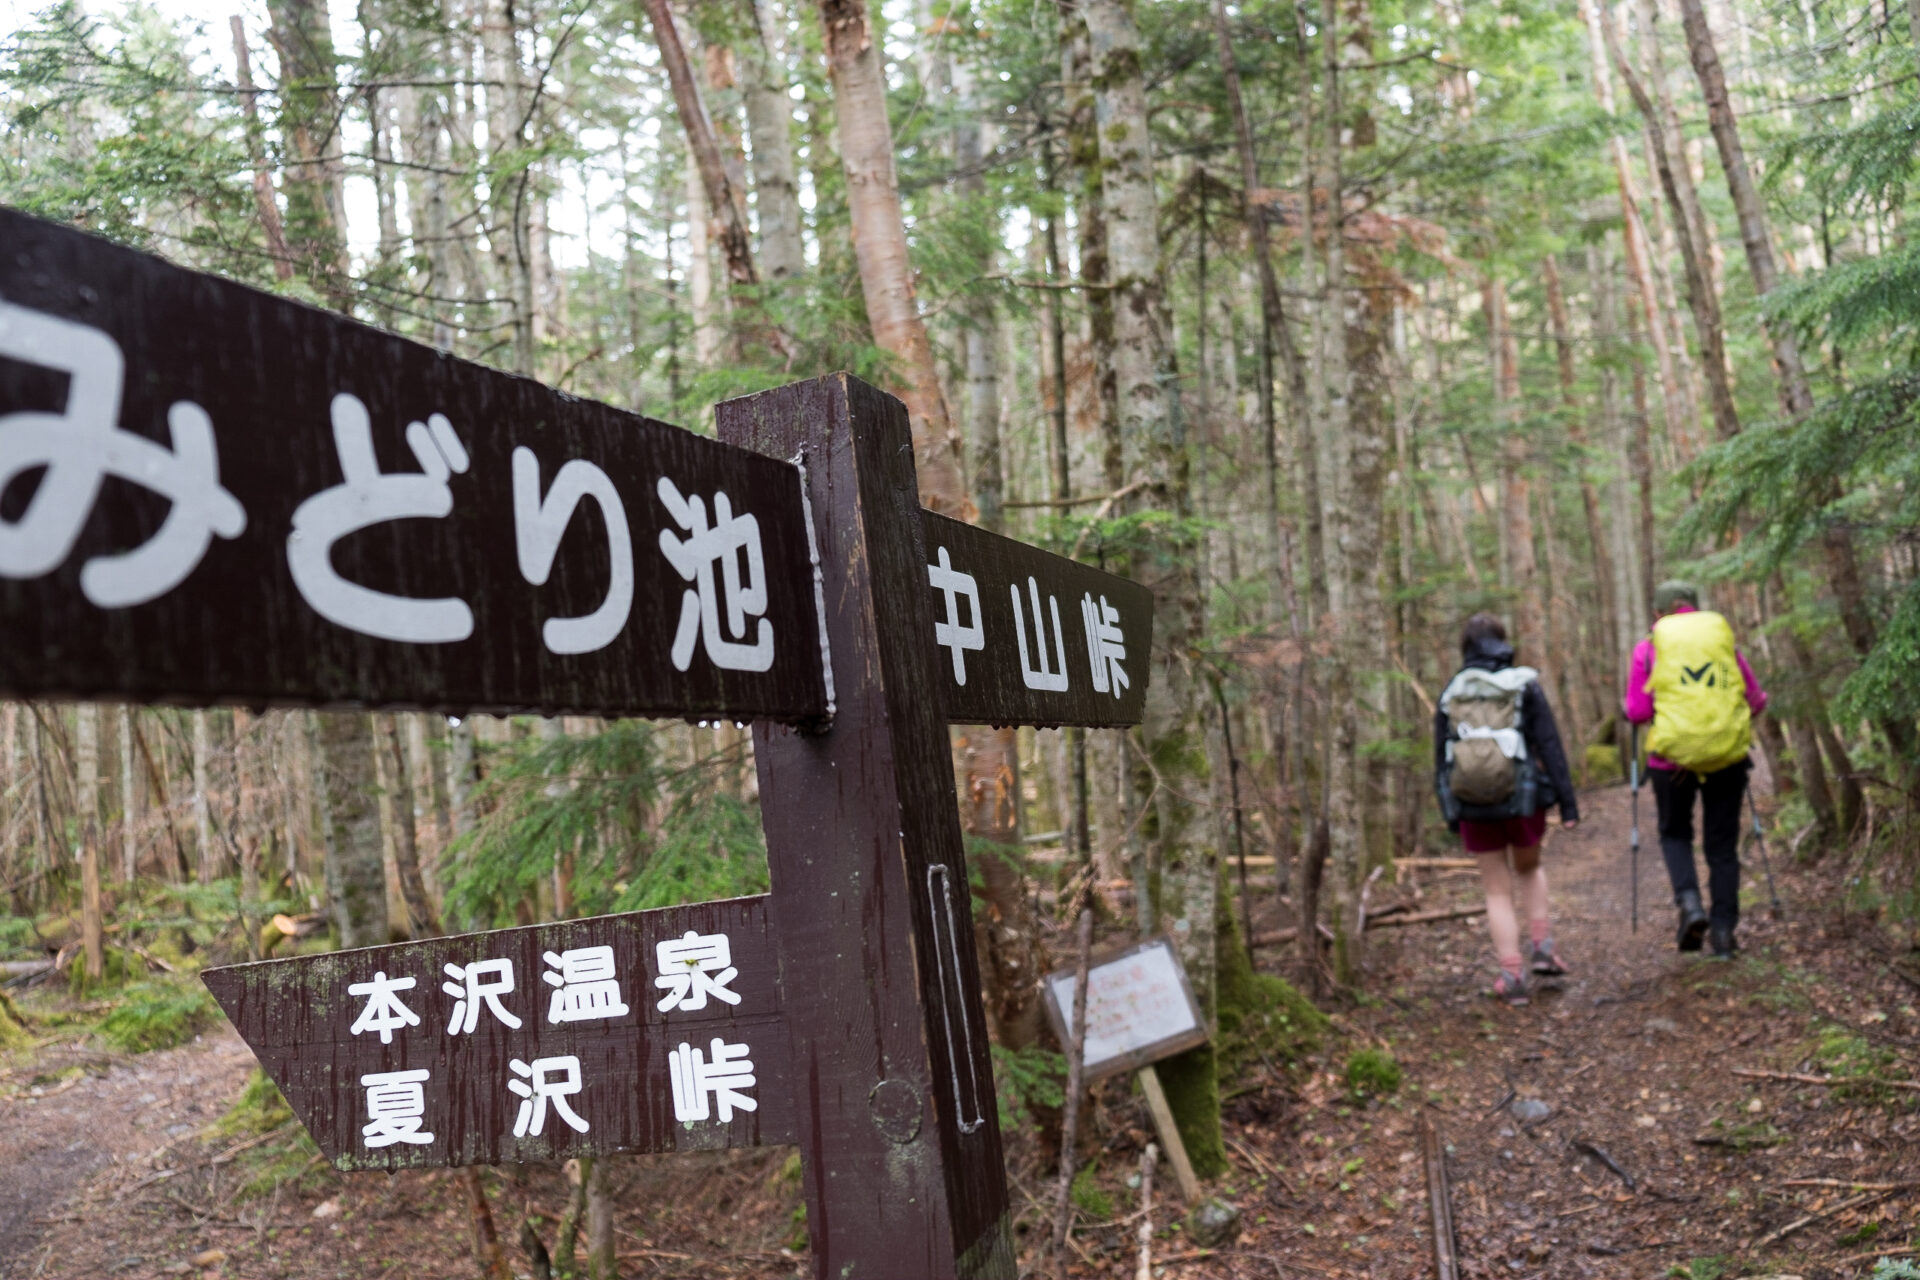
[1486,278,1547,683]
[192,709,215,883]
[117,705,137,883]
[1541,253,1620,702]
[318,713,387,948]
[231,17,293,281]
[1087,0,1223,1177]
[77,705,103,981]
[375,714,438,938]
[586,1156,616,1279]
[644,0,760,293]
[1061,3,1122,493]
[1579,1,1692,462]
[1623,285,1659,611]
[814,0,966,512]
[480,0,534,372]
[1589,240,1642,672]
[739,0,805,280]
[1212,0,1310,617]
[1602,0,1740,442]
[266,0,351,307]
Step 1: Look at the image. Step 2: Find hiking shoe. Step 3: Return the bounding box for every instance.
[1530,938,1569,976]
[1709,924,1738,959]
[1676,890,1709,953]
[1490,970,1530,1006]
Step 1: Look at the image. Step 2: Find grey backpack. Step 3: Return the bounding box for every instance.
[1440,667,1537,806]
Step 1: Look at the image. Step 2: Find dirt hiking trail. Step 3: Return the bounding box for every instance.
[1250,783,1920,1280]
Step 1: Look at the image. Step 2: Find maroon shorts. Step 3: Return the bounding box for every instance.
[1459,809,1548,854]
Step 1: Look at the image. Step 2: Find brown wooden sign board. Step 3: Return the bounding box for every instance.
[0,210,1144,731]
[202,897,791,1169]
[1039,937,1209,1084]
[925,512,1149,729]
[2,211,1160,1280]
[0,208,825,723]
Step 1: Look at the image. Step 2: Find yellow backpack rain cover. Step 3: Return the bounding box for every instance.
[1645,610,1751,774]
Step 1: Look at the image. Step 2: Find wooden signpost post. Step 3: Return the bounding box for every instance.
[0,209,1154,1279]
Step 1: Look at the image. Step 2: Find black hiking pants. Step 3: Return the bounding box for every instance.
[1649,758,1749,929]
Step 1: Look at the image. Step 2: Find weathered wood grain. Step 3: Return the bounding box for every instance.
[0,209,825,722]
[202,896,790,1168]
[719,374,1015,1280]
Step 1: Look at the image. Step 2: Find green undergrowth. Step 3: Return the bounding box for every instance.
[1664,1254,1730,1280]
[1810,1022,1913,1109]
[1070,1164,1114,1220]
[1700,1116,1786,1150]
[1343,1048,1402,1102]
[214,1069,328,1200]
[1161,884,1330,1181]
[0,989,32,1050]
[97,979,218,1052]
[991,1042,1065,1134]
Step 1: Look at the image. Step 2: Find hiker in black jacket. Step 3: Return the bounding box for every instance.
[1432,614,1581,1006]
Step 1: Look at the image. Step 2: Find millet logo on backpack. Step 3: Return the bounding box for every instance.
[1681,662,1717,687]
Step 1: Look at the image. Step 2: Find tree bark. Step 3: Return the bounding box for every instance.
[1578,0,1693,464]
[1211,0,1310,618]
[585,1154,616,1279]
[1086,0,1222,1176]
[1486,279,1547,684]
[644,0,760,293]
[1060,1,1122,492]
[318,713,387,948]
[739,0,805,280]
[1541,253,1620,693]
[375,713,438,938]
[479,0,535,372]
[77,705,103,981]
[192,709,215,883]
[231,17,293,281]
[814,0,967,513]
[1603,0,1741,443]
[117,705,138,883]
[266,0,350,307]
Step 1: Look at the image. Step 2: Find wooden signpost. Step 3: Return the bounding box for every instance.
[0,209,1155,1279]
[1040,939,1209,1203]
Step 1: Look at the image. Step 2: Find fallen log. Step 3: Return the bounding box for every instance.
[1751,1189,1900,1250]
[0,960,54,979]
[1363,904,1487,930]
[1733,1067,1920,1093]
[1250,904,1485,948]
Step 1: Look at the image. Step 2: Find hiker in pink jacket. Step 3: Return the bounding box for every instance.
[1624,581,1768,956]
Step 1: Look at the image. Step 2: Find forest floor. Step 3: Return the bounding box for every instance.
[2,780,1916,1280]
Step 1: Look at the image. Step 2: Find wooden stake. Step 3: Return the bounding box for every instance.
[1422,1117,1458,1280]
[1136,1065,1201,1204]
[1134,1141,1157,1280]
[1050,908,1094,1271]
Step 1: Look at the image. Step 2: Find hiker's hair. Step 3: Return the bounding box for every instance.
[1460,612,1507,658]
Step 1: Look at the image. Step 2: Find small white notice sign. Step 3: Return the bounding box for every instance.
[1041,937,1208,1083]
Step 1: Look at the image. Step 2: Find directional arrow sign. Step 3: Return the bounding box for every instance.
[0,209,1149,731]
[0,208,825,722]
[924,512,1150,728]
[202,897,790,1169]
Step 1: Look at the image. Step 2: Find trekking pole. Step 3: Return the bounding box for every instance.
[1747,779,1784,920]
[1628,723,1641,934]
